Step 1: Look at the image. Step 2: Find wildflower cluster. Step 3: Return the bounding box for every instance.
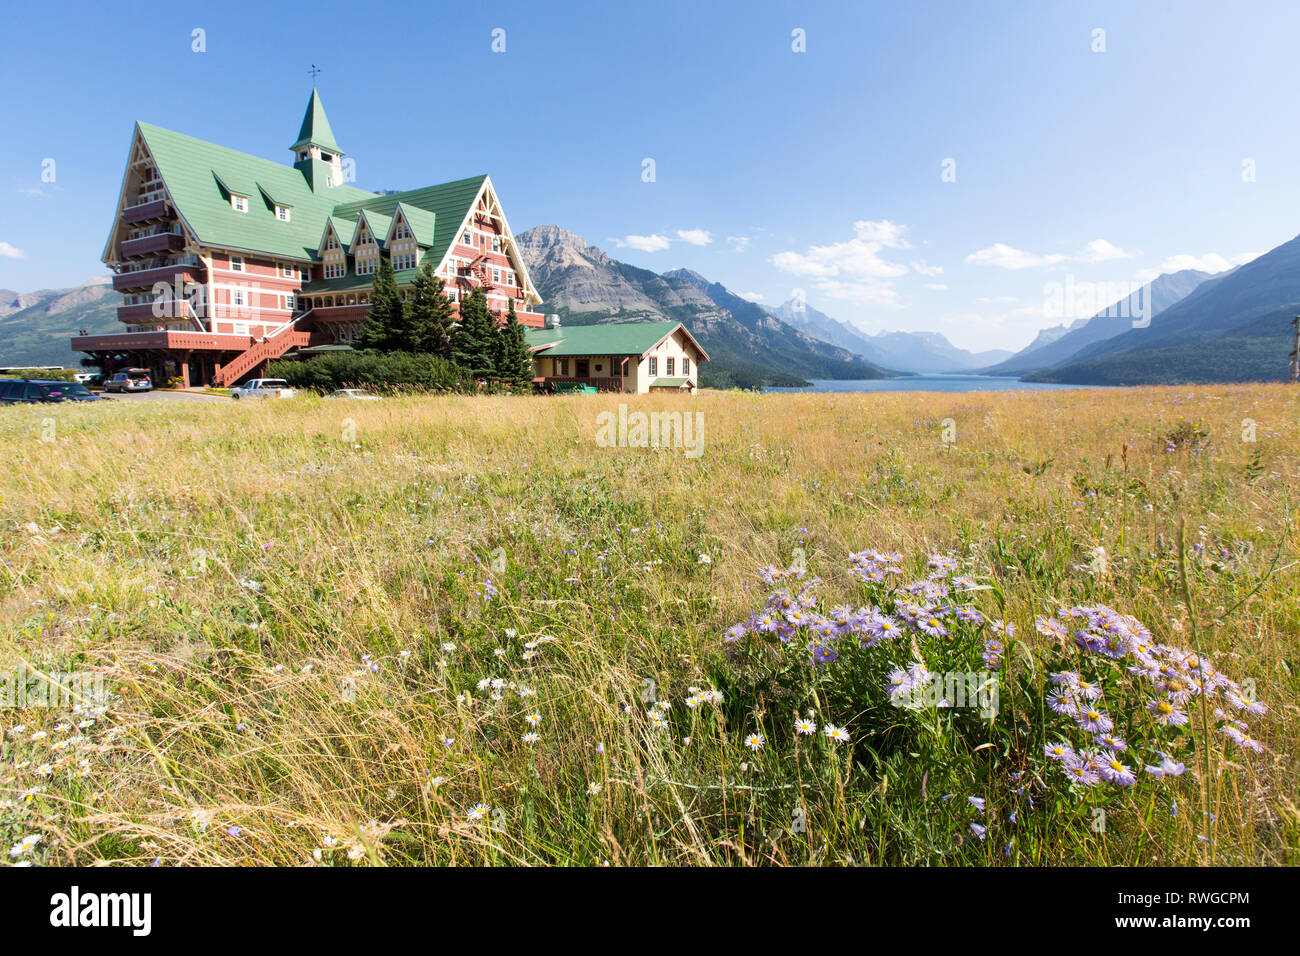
[1037,605,1266,789]
[726,550,1004,698]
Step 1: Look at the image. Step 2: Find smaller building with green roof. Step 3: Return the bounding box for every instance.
[525,320,708,393]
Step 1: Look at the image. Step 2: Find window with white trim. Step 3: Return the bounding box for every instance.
[231,195,248,212]
[648,357,658,376]
[276,205,291,221]
[682,357,690,376]
[230,255,244,273]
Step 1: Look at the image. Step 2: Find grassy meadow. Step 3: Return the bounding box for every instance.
[1,384,1297,866]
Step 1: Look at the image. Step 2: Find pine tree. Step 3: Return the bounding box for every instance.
[451,288,498,379]
[405,262,457,355]
[497,299,534,388]
[357,257,404,351]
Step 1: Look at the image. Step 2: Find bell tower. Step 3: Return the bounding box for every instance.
[291,87,345,193]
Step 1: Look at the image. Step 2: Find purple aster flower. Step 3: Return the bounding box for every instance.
[1075,707,1114,734]
[724,622,748,643]
[1147,699,1189,727]
[1099,757,1136,786]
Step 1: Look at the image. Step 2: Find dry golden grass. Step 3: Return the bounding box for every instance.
[0,384,1296,865]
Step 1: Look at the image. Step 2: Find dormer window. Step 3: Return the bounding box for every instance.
[276,205,291,221]
[320,152,334,163]
[231,194,248,213]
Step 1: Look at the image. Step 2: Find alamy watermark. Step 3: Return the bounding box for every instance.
[595,404,704,458]
[1043,275,1152,328]
[891,670,999,718]
[2,663,108,709]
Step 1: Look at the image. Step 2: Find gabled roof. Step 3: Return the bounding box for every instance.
[136,121,373,261]
[329,175,488,273]
[291,90,343,154]
[524,321,709,359]
[393,201,437,246]
[352,209,392,252]
[323,215,357,249]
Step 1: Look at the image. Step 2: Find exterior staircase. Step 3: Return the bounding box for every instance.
[212,311,320,387]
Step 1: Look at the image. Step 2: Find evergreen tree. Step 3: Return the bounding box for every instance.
[451,288,498,379]
[405,262,457,355]
[496,299,534,388]
[356,257,404,351]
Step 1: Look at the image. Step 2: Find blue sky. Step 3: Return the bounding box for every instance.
[2,0,1298,351]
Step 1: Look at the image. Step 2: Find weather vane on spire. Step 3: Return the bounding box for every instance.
[308,64,321,84]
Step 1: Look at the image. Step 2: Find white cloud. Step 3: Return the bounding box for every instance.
[978,296,1017,304]
[613,234,672,253]
[810,278,902,306]
[966,238,1136,270]
[965,243,1067,270]
[772,240,909,280]
[772,220,916,306]
[736,290,764,302]
[726,235,750,252]
[911,260,943,277]
[1134,250,1262,281]
[852,219,910,247]
[1079,239,1136,263]
[0,242,25,259]
[925,283,948,290]
[675,229,713,246]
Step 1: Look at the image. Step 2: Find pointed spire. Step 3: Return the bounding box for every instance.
[290,89,342,155]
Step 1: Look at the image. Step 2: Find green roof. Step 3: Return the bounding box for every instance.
[300,267,425,295]
[124,102,493,284]
[328,175,487,274]
[325,215,357,248]
[649,377,691,388]
[291,90,342,154]
[353,209,392,251]
[137,121,373,261]
[394,202,437,246]
[524,321,682,357]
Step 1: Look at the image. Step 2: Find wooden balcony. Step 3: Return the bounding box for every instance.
[113,263,205,292]
[116,301,196,324]
[121,232,185,258]
[121,199,170,224]
[72,330,254,353]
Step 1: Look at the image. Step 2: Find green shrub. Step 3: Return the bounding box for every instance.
[269,351,480,393]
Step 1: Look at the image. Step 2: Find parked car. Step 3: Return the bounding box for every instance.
[325,389,381,401]
[231,378,296,400]
[74,372,98,385]
[37,381,102,402]
[0,378,102,404]
[105,369,152,393]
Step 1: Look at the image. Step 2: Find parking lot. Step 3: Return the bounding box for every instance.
[101,389,227,403]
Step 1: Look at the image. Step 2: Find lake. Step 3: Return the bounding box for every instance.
[766,374,1091,394]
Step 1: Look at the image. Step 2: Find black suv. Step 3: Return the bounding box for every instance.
[0,379,103,404]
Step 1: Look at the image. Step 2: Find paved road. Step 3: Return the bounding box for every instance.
[100,389,227,403]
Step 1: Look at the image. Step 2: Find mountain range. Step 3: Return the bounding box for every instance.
[1024,238,1297,384]
[768,298,1012,372]
[4,224,1298,387]
[0,279,117,368]
[980,269,1218,377]
[515,225,893,387]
